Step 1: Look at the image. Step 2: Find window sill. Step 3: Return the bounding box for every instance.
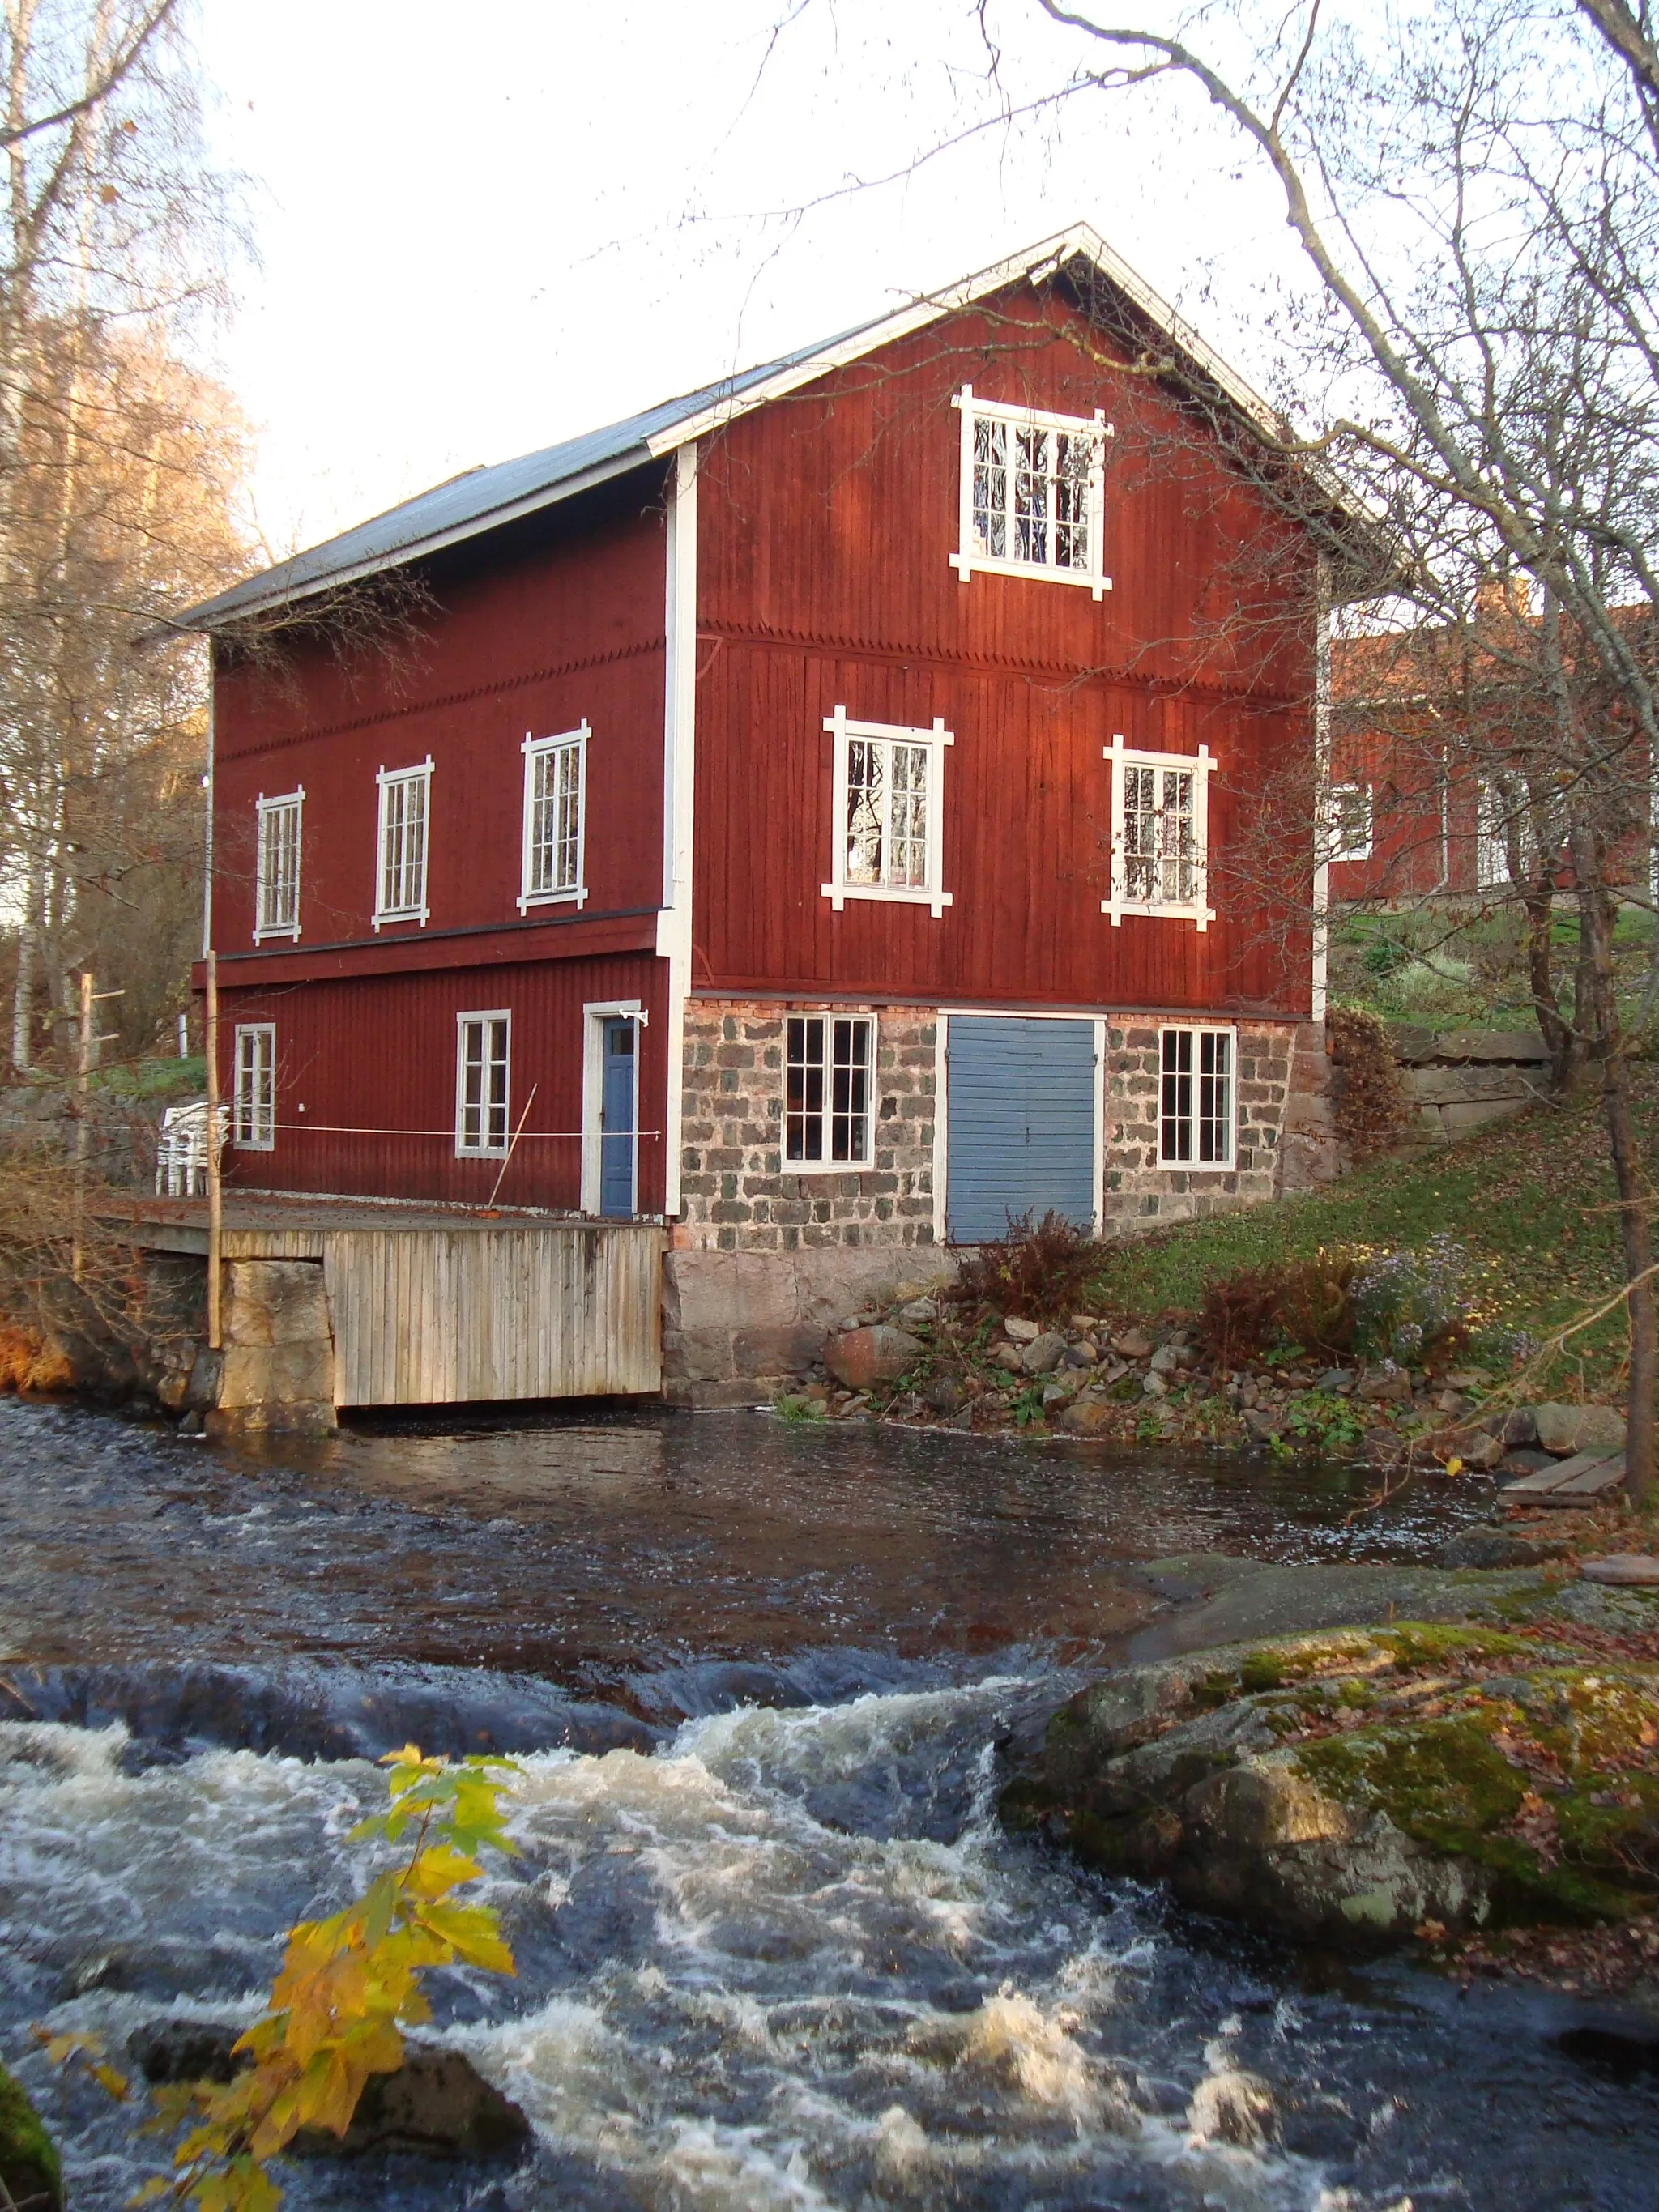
[232,1140,275,1153]
[253,925,301,944]
[949,550,1111,600]
[1102,897,1216,933]
[822,882,953,919]
[517,886,589,915]
[455,1149,509,1161]
[1155,1158,1236,1174]
[783,1160,876,1176]
[373,907,430,932]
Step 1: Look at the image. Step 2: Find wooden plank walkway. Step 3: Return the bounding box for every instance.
[1502,1450,1627,1504]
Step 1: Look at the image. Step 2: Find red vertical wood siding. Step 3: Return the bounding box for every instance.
[217,951,667,1213]
[693,286,1315,1014]
[211,477,670,951]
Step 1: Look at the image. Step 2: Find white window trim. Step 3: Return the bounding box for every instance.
[1328,780,1374,864]
[253,788,303,943]
[373,756,433,930]
[232,1022,275,1150]
[821,705,954,919]
[1156,1021,1237,1172]
[454,1009,511,1159]
[949,386,1114,599]
[784,1008,878,1174]
[518,722,590,914]
[581,999,646,1214]
[1102,735,1218,931]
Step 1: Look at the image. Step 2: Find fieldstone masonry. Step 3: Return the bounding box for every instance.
[677,1000,938,1253]
[1101,1019,1305,1230]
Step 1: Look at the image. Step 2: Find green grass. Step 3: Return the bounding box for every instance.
[90,1055,205,1099]
[1087,1066,1658,1395]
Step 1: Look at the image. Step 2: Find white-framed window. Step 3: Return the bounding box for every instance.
[1328,781,1373,864]
[373,757,433,928]
[254,790,303,940]
[785,1012,875,1170]
[1158,1025,1235,1169]
[518,723,588,912]
[455,1011,510,1157]
[949,386,1112,599]
[1103,735,1217,930]
[232,1023,275,1149]
[1476,779,1512,889]
[821,705,953,918]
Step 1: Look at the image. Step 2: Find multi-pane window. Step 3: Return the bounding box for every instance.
[519,724,588,911]
[821,705,953,918]
[455,1012,510,1157]
[950,387,1111,599]
[1328,782,1373,864]
[1103,736,1216,930]
[232,1024,275,1149]
[1476,779,1512,888]
[254,791,303,940]
[786,1013,874,1169]
[1158,1026,1235,1169]
[374,759,432,927]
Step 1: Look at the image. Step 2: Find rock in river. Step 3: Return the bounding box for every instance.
[1001,1623,1659,1947]
[823,1325,922,1392]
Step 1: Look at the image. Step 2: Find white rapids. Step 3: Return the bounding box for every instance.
[0,1679,1406,2212]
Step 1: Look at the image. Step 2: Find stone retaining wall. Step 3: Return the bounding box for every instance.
[1388,1025,1550,1144]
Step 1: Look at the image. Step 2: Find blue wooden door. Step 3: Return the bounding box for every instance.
[599,1018,637,1218]
[945,1016,1096,1242]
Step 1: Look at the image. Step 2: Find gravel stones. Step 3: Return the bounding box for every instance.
[1114,1328,1154,1360]
[1019,1331,1068,1376]
[1003,1317,1042,1344]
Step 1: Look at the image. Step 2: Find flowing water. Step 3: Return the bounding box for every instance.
[2,1396,1656,2211]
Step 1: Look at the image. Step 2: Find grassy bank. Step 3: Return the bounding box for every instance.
[1087,1063,1659,1398]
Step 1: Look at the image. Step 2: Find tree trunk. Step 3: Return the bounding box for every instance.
[10,906,35,1071]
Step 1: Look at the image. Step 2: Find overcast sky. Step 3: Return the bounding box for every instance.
[194,1,1294,564]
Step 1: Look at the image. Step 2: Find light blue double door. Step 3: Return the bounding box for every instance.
[945,1016,1097,1243]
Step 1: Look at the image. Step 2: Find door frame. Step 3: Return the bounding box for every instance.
[581,999,645,1216]
[936,1008,1107,1243]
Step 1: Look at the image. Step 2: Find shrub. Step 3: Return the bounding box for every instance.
[1199,1251,1359,1366]
[1328,1004,1412,1161]
[1350,1234,1525,1367]
[950,1208,1098,1323]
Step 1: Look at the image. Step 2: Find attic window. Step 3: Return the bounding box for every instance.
[949,387,1111,599]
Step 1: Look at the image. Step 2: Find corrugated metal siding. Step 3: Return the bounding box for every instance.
[323,1222,663,1405]
[693,284,1313,1016]
[946,1016,1096,1242]
[217,950,667,1213]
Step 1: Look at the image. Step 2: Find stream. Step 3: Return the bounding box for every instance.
[2,1394,1656,2210]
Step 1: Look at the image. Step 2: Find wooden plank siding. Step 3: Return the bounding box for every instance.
[692,284,1315,1014]
[216,949,669,1213]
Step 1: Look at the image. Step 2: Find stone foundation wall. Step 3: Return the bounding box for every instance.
[677,999,938,1255]
[1101,1019,1304,1232]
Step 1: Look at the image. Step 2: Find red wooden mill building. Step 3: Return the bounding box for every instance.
[182,226,1362,1402]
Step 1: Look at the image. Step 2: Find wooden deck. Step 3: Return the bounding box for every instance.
[113,1193,665,1408]
[1501,1450,1627,1505]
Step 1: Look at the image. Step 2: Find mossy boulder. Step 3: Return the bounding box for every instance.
[0,2059,63,2212]
[1003,1624,1659,1946]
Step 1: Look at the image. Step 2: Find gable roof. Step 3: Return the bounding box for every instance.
[177,221,1373,634]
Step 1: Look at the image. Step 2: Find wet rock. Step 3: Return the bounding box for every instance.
[823,1326,922,1392]
[1535,1403,1626,1457]
[1582,1555,1659,1588]
[1114,1328,1154,1360]
[1496,1447,1555,1478]
[1057,1398,1112,1436]
[1442,1429,1504,1473]
[1,2058,62,2212]
[1020,1331,1067,1376]
[1489,1406,1540,1448]
[1002,1626,1659,1948]
[1437,1530,1566,1571]
[1004,1317,1041,1343]
[128,2023,531,2163]
[1188,2068,1277,2147]
[1242,1408,1278,1443]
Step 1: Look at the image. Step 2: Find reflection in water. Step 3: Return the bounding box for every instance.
[2,1396,1657,2211]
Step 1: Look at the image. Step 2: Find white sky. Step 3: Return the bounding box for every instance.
[194,0,1297,565]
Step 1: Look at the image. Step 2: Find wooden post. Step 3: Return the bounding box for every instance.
[205,948,222,1350]
[70,969,93,1282]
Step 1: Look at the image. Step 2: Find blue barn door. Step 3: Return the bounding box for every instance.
[599,1017,637,1219]
[945,1016,1096,1243]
